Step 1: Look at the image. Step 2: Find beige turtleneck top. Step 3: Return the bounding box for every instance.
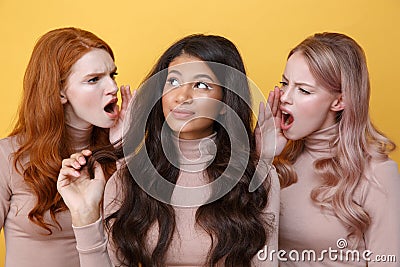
[73,133,280,267]
[279,124,400,266]
[0,123,93,267]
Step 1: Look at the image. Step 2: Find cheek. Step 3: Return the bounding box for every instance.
[294,98,333,130]
[196,90,223,114]
[297,96,331,117]
[197,99,222,117]
[161,95,171,118]
[67,86,102,106]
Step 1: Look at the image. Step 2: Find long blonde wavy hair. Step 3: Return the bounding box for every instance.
[274,32,396,246]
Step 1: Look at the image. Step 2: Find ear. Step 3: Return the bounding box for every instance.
[60,90,68,104]
[330,94,345,112]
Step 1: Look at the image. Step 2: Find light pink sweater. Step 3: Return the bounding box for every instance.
[0,124,93,267]
[73,133,280,266]
[279,124,400,266]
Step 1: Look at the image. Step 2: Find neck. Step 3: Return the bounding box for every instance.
[304,123,339,157]
[65,122,93,152]
[172,132,217,172]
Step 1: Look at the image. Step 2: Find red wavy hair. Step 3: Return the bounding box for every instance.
[10,27,115,233]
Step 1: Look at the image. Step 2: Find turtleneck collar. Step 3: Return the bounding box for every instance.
[304,123,339,158]
[65,122,93,152]
[171,132,217,172]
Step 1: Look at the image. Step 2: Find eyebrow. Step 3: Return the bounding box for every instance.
[282,74,315,88]
[167,70,216,82]
[193,74,215,82]
[83,66,117,78]
[167,69,182,76]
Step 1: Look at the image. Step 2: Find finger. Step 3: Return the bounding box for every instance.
[275,87,282,123]
[271,86,280,116]
[62,158,83,170]
[81,149,92,157]
[59,167,80,178]
[93,161,106,182]
[274,108,282,133]
[263,100,274,122]
[258,101,265,126]
[70,151,91,166]
[267,90,274,109]
[120,85,132,108]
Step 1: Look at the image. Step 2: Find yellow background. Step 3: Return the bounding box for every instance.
[0,0,399,264]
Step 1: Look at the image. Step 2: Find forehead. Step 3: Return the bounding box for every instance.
[70,48,115,74]
[284,52,316,83]
[168,54,217,80]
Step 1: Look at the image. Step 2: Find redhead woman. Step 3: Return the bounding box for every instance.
[0,27,132,267]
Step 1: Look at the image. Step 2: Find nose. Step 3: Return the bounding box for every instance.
[280,86,293,105]
[104,77,119,95]
[175,83,193,104]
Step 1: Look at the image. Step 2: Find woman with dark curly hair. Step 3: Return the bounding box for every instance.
[58,34,279,267]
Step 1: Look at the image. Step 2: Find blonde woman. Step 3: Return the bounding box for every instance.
[267,32,400,266]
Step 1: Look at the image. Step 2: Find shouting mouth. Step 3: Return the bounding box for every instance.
[281,110,294,131]
[104,98,118,119]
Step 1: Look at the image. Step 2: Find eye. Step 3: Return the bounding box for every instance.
[194,81,212,90]
[111,72,118,80]
[167,77,180,87]
[88,77,99,83]
[299,87,311,94]
[279,81,288,87]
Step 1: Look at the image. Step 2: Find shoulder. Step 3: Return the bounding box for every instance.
[0,136,21,166]
[366,157,399,183]
[0,135,20,156]
[358,157,400,205]
[0,136,21,186]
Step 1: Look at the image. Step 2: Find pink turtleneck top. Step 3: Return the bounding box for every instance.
[0,123,93,267]
[279,124,400,266]
[73,133,280,267]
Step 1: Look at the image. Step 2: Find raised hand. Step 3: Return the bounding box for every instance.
[255,86,288,161]
[57,150,105,226]
[109,85,136,144]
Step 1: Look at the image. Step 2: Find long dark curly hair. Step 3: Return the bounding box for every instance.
[99,34,274,266]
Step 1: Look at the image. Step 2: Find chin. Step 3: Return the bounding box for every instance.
[283,129,306,141]
[95,120,116,129]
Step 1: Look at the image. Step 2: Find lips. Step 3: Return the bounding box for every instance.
[280,106,294,131]
[170,108,195,120]
[104,97,118,119]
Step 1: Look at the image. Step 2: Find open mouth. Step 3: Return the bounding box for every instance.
[104,98,118,116]
[281,110,294,130]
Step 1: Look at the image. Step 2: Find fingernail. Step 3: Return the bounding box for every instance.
[74,171,80,177]
[78,157,86,165]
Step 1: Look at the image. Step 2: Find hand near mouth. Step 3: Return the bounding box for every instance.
[109,85,136,144]
[255,86,288,161]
